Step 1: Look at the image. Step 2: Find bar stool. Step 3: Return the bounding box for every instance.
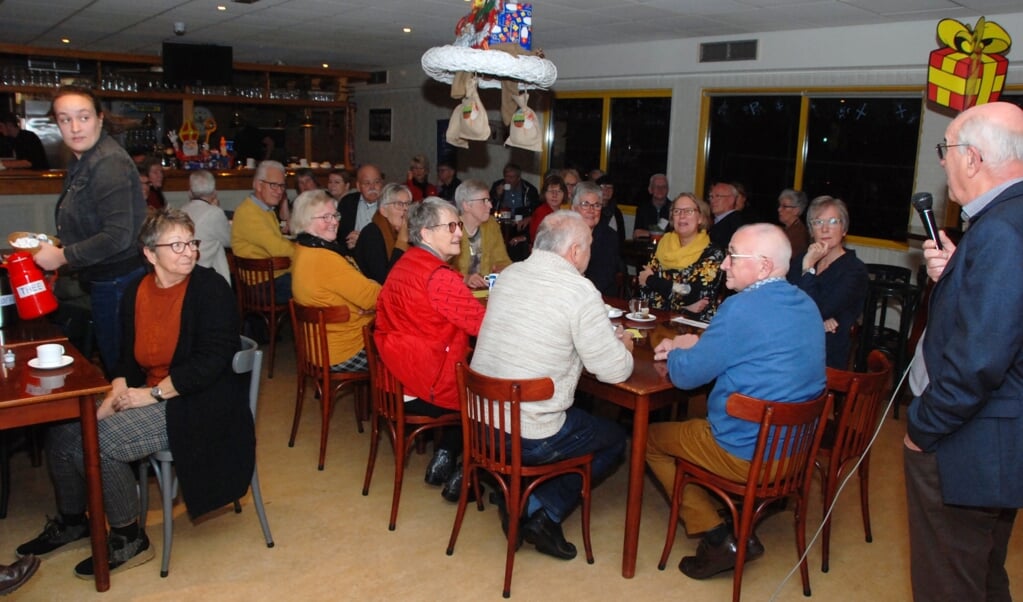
[855,278,920,417]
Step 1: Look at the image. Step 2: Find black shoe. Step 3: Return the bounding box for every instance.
[73,531,154,580]
[425,449,455,486]
[16,516,90,558]
[442,464,476,503]
[0,555,40,596]
[679,533,743,580]
[522,510,576,560]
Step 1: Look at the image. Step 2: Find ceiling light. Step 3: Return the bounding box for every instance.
[60,38,70,44]
[402,27,412,33]
[322,63,329,69]
[217,5,227,11]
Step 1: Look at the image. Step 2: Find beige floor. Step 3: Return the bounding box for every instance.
[2,343,1021,601]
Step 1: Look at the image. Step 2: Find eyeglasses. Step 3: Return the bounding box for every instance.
[152,239,201,254]
[726,252,763,262]
[778,204,798,210]
[935,142,972,160]
[810,217,844,228]
[671,207,698,216]
[260,179,286,191]
[312,212,341,222]
[467,197,492,204]
[385,201,411,209]
[577,202,602,211]
[428,221,463,233]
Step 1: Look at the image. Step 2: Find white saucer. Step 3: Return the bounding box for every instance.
[28,355,74,370]
[607,308,624,319]
[625,312,656,323]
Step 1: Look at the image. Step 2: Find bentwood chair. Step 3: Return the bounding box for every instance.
[447,363,594,599]
[361,326,460,530]
[658,390,832,602]
[289,301,369,470]
[139,336,274,577]
[816,350,892,573]
[233,256,291,378]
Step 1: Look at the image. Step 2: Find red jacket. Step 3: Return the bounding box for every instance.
[406,177,438,202]
[375,246,483,409]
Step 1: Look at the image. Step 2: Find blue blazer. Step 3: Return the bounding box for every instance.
[906,180,1023,508]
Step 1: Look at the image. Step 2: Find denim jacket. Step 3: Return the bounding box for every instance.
[56,132,146,282]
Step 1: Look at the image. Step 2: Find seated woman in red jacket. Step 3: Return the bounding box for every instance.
[529,175,568,243]
[405,154,437,202]
[374,197,485,501]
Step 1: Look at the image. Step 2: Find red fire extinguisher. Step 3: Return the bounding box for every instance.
[1,252,58,320]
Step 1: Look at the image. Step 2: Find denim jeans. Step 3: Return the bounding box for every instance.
[516,408,626,523]
[89,267,145,375]
[273,273,293,304]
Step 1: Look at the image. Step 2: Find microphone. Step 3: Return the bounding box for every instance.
[911,192,943,250]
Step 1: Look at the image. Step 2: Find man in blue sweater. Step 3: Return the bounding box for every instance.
[646,223,826,580]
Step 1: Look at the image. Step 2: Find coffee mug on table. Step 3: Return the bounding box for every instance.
[485,273,499,289]
[628,298,649,317]
[35,343,65,367]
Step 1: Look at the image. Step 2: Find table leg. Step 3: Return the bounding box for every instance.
[621,394,650,578]
[78,395,109,592]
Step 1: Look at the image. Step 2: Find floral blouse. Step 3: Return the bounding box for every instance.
[642,244,726,322]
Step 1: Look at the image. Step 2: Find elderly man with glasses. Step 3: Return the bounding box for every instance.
[646,223,825,581]
[231,159,295,302]
[707,181,749,249]
[573,181,622,296]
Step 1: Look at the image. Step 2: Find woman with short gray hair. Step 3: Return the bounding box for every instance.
[455,180,511,289]
[375,197,485,501]
[777,188,810,256]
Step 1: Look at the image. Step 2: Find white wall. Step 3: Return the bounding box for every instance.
[352,11,1023,257]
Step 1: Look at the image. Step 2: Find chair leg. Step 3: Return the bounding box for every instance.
[821,473,836,573]
[502,480,524,598]
[288,377,306,448]
[859,455,873,543]
[580,464,594,564]
[794,497,812,597]
[266,316,278,379]
[138,459,150,532]
[386,429,407,531]
[317,382,332,471]
[446,462,475,556]
[362,414,381,496]
[249,466,275,548]
[157,458,175,578]
[657,466,686,570]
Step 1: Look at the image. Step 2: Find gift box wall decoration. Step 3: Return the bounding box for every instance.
[927,16,1012,112]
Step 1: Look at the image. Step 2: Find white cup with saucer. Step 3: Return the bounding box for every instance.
[35,343,65,368]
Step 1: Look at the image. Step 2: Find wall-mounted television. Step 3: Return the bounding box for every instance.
[162,42,233,87]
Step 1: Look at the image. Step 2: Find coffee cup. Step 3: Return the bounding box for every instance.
[485,273,499,290]
[35,343,65,367]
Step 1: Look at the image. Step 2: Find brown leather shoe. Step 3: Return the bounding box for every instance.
[679,532,765,579]
[0,554,40,596]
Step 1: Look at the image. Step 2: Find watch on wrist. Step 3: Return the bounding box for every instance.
[150,386,166,402]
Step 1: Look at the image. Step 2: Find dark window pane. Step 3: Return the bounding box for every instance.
[704,96,800,224]
[549,97,602,177]
[803,97,922,242]
[608,97,671,206]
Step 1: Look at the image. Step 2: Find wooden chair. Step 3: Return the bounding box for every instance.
[139,336,274,577]
[233,255,291,379]
[817,350,892,573]
[289,301,369,470]
[657,390,832,602]
[360,326,460,530]
[447,363,594,599]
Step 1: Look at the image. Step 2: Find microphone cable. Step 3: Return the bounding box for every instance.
[769,354,914,601]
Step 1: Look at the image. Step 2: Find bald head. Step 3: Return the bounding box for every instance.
[943,102,1023,205]
[745,223,792,277]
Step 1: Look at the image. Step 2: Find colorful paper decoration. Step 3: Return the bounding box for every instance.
[488,3,532,51]
[927,17,1012,112]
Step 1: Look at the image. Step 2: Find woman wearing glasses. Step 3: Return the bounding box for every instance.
[788,195,868,369]
[376,198,486,501]
[19,209,255,578]
[354,183,412,284]
[638,193,726,322]
[455,179,512,289]
[529,175,568,242]
[292,190,381,372]
[776,188,810,256]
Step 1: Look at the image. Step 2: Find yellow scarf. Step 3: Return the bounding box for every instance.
[655,231,710,270]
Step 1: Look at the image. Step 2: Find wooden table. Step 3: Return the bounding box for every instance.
[0,343,112,591]
[577,300,705,578]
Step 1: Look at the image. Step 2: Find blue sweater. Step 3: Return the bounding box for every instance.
[666,279,826,460]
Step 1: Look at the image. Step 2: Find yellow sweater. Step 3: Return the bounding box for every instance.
[291,245,380,365]
[231,197,294,277]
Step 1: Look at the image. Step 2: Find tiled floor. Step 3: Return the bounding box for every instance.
[2,343,1021,600]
